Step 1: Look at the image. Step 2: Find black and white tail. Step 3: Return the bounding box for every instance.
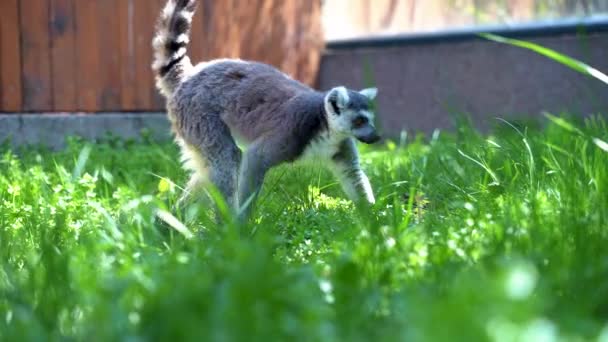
[152,0,197,98]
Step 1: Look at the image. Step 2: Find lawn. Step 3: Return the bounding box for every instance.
[1,114,607,341]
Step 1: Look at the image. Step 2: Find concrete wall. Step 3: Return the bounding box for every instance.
[0,113,170,150]
[318,19,608,137]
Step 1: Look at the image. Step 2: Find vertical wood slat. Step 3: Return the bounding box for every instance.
[133,0,149,110]
[19,0,52,111]
[50,0,77,111]
[119,0,137,110]
[98,0,123,110]
[189,0,205,63]
[133,0,158,110]
[74,1,100,111]
[0,0,23,111]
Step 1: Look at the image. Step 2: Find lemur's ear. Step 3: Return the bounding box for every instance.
[327,86,350,115]
[360,87,377,100]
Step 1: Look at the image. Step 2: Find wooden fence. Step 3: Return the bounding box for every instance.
[0,0,323,113]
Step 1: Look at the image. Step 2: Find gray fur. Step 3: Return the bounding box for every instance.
[152,0,380,221]
[173,61,327,155]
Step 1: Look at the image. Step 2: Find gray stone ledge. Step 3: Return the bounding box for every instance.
[0,112,172,150]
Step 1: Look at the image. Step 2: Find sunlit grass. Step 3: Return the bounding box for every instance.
[1,115,607,341]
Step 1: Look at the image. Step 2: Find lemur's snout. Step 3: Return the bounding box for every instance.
[357,131,381,144]
[362,132,380,144]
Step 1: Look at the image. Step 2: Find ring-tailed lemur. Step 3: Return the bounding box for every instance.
[152,0,381,220]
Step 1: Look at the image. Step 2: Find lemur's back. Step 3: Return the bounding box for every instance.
[170,59,313,142]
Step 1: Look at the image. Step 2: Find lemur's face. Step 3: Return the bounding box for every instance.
[325,86,380,144]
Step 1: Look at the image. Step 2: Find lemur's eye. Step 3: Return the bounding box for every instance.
[352,116,368,128]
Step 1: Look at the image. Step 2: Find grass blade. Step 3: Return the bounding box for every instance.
[155,209,194,239]
[593,138,608,152]
[90,201,123,241]
[543,112,585,136]
[479,33,608,85]
[71,144,92,181]
[458,149,500,185]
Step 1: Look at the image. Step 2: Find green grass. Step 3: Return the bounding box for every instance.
[1,115,607,341]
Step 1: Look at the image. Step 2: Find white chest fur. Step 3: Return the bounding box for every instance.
[302,132,345,161]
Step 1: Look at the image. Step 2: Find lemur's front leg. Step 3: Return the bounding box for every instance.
[330,138,375,204]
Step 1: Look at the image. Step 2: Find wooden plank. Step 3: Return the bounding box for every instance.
[19,0,52,111]
[0,0,23,111]
[97,0,122,110]
[74,1,100,111]
[132,0,157,110]
[118,0,137,110]
[189,0,205,62]
[200,0,218,61]
[50,0,77,111]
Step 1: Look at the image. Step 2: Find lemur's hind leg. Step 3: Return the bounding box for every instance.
[179,115,241,210]
[176,169,204,208]
[174,140,209,208]
[237,136,290,222]
[237,142,271,221]
[330,138,376,204]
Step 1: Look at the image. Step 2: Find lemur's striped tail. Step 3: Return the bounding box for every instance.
[152,0,197,98]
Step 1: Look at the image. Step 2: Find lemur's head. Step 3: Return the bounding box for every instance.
[324,86,380,144]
